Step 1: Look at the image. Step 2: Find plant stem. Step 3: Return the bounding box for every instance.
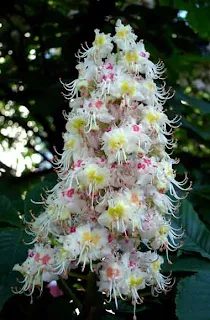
[69,271,88,280]
[59,278,82,311]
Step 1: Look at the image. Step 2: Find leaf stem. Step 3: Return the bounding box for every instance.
[59,278,82,311]
[69,271,88,280]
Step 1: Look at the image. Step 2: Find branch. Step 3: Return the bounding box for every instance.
[27,142,52,164]
[0,161,14,177]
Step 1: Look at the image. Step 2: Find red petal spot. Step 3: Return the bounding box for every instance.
[137,163,145,169]
[70,227,76,233]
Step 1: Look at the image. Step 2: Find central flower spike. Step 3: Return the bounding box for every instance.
[13,19,191,320]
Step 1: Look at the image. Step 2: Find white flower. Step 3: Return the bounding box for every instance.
[65,114,87,135]
[146,255,173,295]
[79,96,114,132]
[13,244,56,295]
[78,163,110,201]
[76,29,113,61]
[71,224,111,271]
[113,19,137,50]
[98,257,126,307]
[101,128,131,164]
[98,191,131,233]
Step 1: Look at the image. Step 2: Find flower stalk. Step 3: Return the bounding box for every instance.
[13,19,191,320]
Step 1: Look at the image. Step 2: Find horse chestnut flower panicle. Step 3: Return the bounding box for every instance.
[13,19,191,319]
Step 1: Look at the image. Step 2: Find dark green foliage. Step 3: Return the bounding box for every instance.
[0,229,29,309]
[176,272,210,320]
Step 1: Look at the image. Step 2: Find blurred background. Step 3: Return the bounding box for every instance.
[0,0,210,319]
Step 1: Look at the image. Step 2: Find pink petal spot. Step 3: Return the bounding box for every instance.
[143,158,151,166]
[145,214,151,222]
[95,100,103,109]
[129,261,136,268]
[42,255,51,265]
[137,163,145,169]
[132,124,140,132]
[102,75,107,81]
[76,160,83,167]
[106,62,113,70]
[47,281,64,298]
[66,188,74,197]
[109,73,114,81]
[140,52,146,57]
[106,127,111,132]
[28,252,34,258]
[111,164,116,168]
[34,253,41,262]
[108,233,114,243]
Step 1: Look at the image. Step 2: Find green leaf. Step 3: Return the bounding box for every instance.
[159,0,193,10]
[0,228,29,309]
[175,90,210,115]
[174,200,210,259]
[162,256,210,273]
[181,118,210,140]
[0,196,22,228]
[176,272,210,320]
[187,7,210,40]
[191,185,210,200]
[0,179,25,214]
